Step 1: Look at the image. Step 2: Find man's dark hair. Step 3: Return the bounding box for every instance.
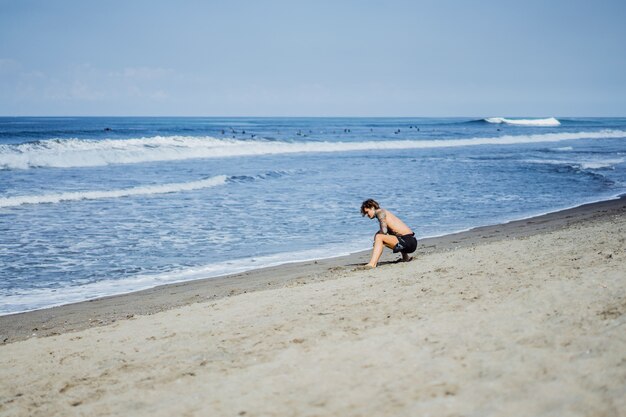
[360,199,380,216]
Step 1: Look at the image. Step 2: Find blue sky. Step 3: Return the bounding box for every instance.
[0,0,624,116]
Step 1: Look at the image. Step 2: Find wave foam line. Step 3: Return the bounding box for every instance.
[484,117,561,126]
[522,158,624,170]
[0,241,369,316]
[1,130,624,170]
[0,175,227,208]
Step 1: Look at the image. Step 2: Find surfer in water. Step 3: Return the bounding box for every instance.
[359,199,417,269]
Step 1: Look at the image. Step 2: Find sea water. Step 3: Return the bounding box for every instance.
[1,117,625,314]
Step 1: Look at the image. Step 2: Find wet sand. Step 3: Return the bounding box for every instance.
[0,197,625,416]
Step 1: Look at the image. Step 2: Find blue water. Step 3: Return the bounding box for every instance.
[1,117,625,314]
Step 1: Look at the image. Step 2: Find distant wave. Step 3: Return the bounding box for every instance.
[228,169,305,183]
[0,175,227,208]
[523,158,624,171]
[1,130,624,170]
[483,117,561,126]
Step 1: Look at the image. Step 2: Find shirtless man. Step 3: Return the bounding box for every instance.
[359,199,417,269]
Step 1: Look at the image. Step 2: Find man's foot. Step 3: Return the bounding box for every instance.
[355,264,375,271]
[401,254,413,263]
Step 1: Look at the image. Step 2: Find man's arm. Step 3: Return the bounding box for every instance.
[376,209,388,234]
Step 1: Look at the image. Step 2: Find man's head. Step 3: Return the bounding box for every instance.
[361,199,380,219]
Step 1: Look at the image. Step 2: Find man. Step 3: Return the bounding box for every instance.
[359,199,417,269]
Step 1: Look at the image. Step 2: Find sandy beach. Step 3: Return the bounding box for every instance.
[1,197,625,416]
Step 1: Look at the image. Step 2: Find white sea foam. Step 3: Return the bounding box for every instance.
[0,175,227,208]
[523,158,624,170]
[484,117,561,126]
[580,160,623,170]
[1,130,624,170]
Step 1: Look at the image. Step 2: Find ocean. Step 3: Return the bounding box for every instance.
[1,117,625,315]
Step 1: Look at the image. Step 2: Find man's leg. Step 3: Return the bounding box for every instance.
[367,233,399,268]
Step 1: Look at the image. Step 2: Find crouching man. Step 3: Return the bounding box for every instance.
[359,199,417,269]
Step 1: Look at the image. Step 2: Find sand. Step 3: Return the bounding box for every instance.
[1,198,625,416]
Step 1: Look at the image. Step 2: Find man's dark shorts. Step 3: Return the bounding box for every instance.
[393,233,417,254]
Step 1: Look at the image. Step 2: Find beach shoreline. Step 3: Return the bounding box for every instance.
[1,195,625,416]
[2,195,625,345]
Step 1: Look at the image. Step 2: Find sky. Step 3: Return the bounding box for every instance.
[0,0,625,116]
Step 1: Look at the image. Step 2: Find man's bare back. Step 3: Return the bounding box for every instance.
[374,208,412,236]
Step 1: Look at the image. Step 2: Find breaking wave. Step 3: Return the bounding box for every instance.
[1,129,624,170]
[0,175,228,208]
[483,117,561,126]
[523,158,624,171]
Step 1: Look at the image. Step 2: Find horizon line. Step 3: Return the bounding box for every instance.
[1,115,625,119]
